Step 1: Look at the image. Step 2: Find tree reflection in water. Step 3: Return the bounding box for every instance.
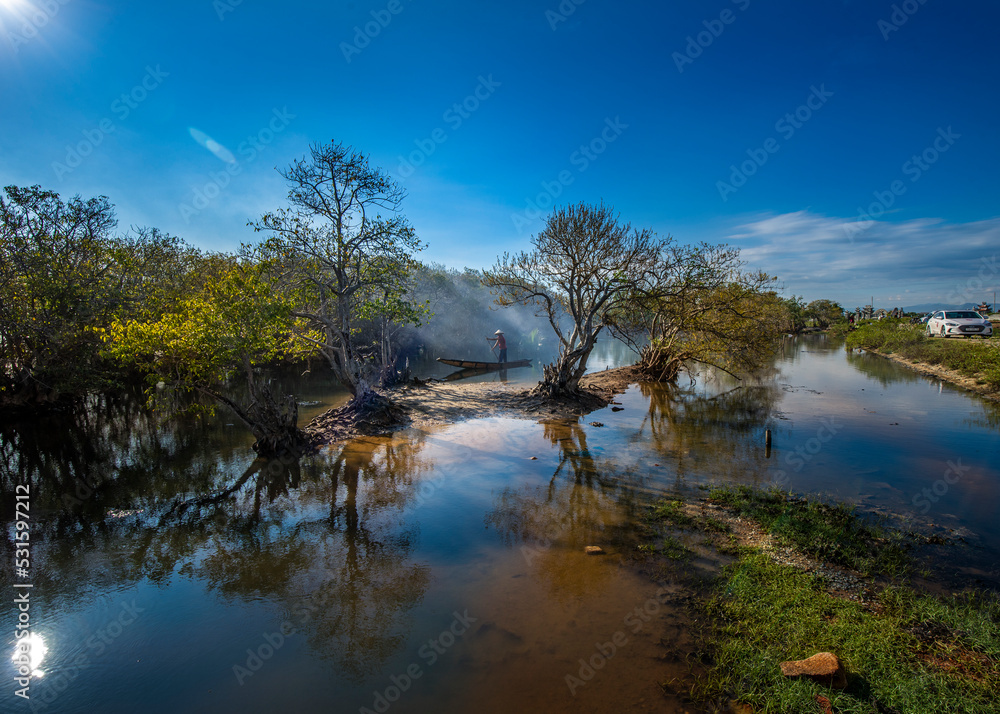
[163,436,434,681]
[485,417,646,601]
[968,398,1000,430]
[1,396,434,682]
[846,347,927,389]
[634,374,781,484]
[483,376,781,597]
[844,346,1000,431]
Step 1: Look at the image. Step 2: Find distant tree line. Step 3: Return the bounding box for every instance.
[778,296,846,332]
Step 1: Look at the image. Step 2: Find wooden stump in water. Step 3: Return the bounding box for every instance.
[247,386,309,457]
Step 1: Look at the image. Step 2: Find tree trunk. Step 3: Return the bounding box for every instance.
[638,344,685,382]
[534,351,584,397]
[246,384,309,457]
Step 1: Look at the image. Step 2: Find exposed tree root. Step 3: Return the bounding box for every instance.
[305,390,409,445]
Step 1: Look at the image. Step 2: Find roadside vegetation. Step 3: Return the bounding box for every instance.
[638,487,1000,713]
[844,318,1000,391]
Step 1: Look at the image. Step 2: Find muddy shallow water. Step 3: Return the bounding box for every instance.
[3,335,999,713]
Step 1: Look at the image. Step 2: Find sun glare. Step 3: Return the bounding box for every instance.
[11,632,48,678]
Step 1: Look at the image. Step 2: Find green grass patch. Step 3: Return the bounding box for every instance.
[692,552,1000,713]
[649,497,732,534]
[650,499,695,527]
[638,535,691,560]
[707,486,910,577]
[845,318,928,352]
[699,515,732,534]
[846,319,1000,390]
[827,321,852,339]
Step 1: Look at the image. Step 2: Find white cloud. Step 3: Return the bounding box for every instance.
[728,210,1000,307]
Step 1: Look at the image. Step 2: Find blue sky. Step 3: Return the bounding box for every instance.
[2,0,998,309]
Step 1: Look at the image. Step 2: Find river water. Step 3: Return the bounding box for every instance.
[2,335,999,713]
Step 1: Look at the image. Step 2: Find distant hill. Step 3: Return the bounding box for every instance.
[902,302,979,314]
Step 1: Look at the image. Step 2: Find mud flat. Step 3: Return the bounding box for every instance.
[306,365,644,443]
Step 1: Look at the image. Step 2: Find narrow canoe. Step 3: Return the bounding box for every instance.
[436,358,532,370]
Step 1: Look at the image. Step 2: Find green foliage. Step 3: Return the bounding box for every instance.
[637,535,690,560]
[845,318,926,352]
[805,298,845,328]
[0,185,116,399]
[101,262,311,453]
[827,321,852,338]
[650,499,695,527]
[0,185,199,403]
[611,243,785,382]
[780,295,808,332]
[102,262,298,392]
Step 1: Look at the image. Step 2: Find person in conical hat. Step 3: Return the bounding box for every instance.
[486,329,507,363]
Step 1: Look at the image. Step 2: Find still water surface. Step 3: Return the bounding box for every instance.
[3,335,999,713]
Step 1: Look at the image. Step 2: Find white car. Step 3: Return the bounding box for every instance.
[926,310,993,338]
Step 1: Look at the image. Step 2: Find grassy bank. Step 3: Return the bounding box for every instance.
[843,319,1000,391]
[695,553,999,712]
[706,486,911,577]
[642,487,1000,713]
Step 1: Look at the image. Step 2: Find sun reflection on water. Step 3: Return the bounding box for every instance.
[11,632,47,678]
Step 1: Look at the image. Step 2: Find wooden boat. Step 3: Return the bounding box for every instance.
[436,358,532,370]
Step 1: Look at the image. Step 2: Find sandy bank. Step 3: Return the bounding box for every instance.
[306,365,644,445]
